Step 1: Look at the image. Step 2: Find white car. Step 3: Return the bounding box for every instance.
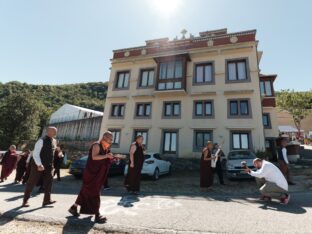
[124,152,172,180]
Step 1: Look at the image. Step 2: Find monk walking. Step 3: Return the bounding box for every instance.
[124,135,145,194]
[68,131,115,223]
[22,126,57,207]
[0,145,18,183]
[200,141,215,191]
[14,149,31,184]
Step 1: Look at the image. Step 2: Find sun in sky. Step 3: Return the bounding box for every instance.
[149,0,182,17]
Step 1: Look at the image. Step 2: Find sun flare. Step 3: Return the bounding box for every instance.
[150,0,182,16]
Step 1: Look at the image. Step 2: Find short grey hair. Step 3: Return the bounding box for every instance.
[253,158,263,164]
[47,126,57,132]
[103,131,113,138]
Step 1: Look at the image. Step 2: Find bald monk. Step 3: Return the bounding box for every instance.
[200,141,215,191]
[0,145,18,183]
[124,135,145,194]
[68,131,116,223]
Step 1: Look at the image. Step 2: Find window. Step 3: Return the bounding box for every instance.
[194,100,213,117]
[228,99,251,118]
[194,130,213,151]
[260,81,273,96]
[115,71,130,89]
[232,132,250,150]
[109,129,121,146]
[194,63,213,84]
[135,103,151,118]
[263,113,271,128]
[227,60,248,81]
[133,130,148,146]
[111,104,125,118]
[163,131,177,154]
[157,60,184,90]
[163,102,181,118]
[139,69,154,88]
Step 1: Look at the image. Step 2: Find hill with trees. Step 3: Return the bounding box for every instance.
[0,81,108,149]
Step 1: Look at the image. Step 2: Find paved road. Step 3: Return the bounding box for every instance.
[0,171,312,233]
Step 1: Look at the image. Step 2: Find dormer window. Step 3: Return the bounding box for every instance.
[154,54,190,91]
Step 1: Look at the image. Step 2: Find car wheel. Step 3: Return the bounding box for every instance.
[168,165,172,175]
[74,175,82,179]
[153,168,160,180]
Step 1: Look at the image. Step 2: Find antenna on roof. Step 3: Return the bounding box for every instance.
[181,29,187,39]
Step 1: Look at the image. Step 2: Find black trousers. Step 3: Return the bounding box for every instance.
[53,164,61,180]
[213,164,224,184]
[23,161,53,204]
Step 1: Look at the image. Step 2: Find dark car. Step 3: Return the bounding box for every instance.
[69,155,126,179]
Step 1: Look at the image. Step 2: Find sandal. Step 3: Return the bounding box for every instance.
[94,215,107,223]
[68,205,80,217]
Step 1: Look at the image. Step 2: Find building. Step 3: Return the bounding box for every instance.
[47,103,103,141]
[277,110,312,138]
[100,28,278,158]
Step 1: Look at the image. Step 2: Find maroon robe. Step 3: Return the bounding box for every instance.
[15,152,29,182]
[124,142,145,192]
[1,150,18,180]
[200,149,213,188]
[75,142,112,215]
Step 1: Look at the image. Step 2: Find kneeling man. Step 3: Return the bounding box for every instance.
[244,158,290,204]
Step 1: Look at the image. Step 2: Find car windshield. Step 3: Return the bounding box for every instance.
[144,155,151,160]
[228,151,255,160]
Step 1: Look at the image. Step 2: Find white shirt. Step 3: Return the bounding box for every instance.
[282,148,289,164]
[249,160,288,191]
[32,139,43,166]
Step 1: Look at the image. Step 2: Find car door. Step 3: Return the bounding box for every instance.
[154,154,166,173]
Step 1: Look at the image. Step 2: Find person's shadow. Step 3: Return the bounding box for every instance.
[62,216,94,234]
[117,193,141,208]
[258,201,307,214]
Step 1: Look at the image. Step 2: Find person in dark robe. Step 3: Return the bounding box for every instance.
[0,145,18,183]
[278,138,295,185]
[53,144,64,181]
[124,135,145,194]
[14,149,31,183]
[212,143,225,185]
[22,126,57,207]
[200,141,215,191]
[68,131,116,223]
[22,153,32,184]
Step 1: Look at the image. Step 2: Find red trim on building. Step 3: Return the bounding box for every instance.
[262,98,276,107]
[112,30,256,60]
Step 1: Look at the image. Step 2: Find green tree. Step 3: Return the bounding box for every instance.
[0,93,43,149]
[276,90,312,138]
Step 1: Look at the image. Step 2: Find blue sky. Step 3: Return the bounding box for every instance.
[0,0,311,91]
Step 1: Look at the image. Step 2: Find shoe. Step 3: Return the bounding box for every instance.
[94,215,107,224]
[21,202,30,207]
[260,195,272,201]
[280,194,290,204]
[68,205,80,217]
[42,200,56,207]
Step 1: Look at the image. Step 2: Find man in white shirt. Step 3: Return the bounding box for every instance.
[244,158,290,204]
[22,127,57,207]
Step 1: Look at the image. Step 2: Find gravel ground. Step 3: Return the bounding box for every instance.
[0,217,124,234]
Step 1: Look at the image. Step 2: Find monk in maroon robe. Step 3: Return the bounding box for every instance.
[15,150,30,183]
[124,135,145,194]
[0,145,18,183]
[200,141,215,190]
[68,131,115,223]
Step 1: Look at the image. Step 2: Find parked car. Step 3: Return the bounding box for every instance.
[225,150,256,179]
[69,155,126,179]
[124,152,172,180]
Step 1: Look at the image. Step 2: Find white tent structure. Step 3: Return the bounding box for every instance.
[278,125,299,133]
[49,103,103,124]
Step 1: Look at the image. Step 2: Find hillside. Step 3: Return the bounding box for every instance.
[0,81,108,112]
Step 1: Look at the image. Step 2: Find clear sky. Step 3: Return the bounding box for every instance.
[0,0,311,91]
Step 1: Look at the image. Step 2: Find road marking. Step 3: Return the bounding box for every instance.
[100,196,182,216]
